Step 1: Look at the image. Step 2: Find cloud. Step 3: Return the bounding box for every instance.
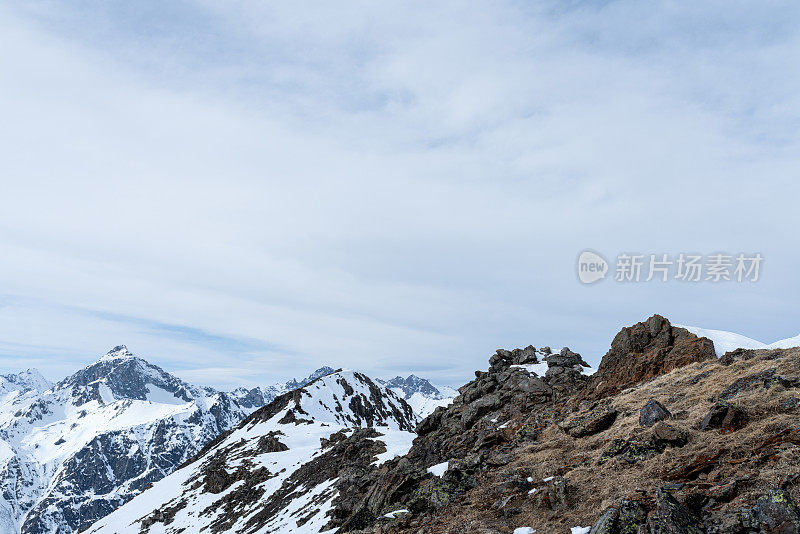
[0,1,799,388]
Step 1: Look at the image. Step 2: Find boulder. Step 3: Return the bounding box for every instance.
[752,488,800,533]
[588,315,716,399]
[640,399,672,427]
[511,345,538,365]
[651,422,688,447]
[700,400,748,433]
[646,488,704,533]
[561,404,617,438]
[545,347,589,369]
[589,499,648,534]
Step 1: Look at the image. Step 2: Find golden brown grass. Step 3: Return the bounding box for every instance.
[406,348,800,534]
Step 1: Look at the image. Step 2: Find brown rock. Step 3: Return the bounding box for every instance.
[588,315,716,399]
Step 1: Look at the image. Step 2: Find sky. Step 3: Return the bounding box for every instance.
[1,1,799,389]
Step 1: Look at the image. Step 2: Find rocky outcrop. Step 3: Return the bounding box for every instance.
[699,400,748,433]
[560,404,618,437]
[326,344,594,530]
[328,319,800,534]
[640,399,672,427]
[588,315,716,399]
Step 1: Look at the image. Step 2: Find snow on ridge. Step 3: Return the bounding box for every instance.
[0,369,52,396]
[99,344,135,361]
[86,369,420,534]
[678,324,800,356]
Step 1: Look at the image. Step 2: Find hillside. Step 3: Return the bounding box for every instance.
[327,315,800,533]
[86,370,418,534]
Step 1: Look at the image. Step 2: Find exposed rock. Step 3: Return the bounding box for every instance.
[752,488,800,533]
[561,404,618,438]
[651,422,688,447]
[663,451,723,481]
[646,488,704,533]
[588,315,716,399]
[598,438,663,465]
[700,400,748,433]
[640,399,672,427]
[544,347,589,369]
[718,348,758,366]
[718,368,800,400]
[589,499,649,534]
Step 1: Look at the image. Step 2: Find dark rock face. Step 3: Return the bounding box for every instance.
[561,404,618,438]
[752,489,800,533]
[590,499,649,534]
[700,400,748,433]
[380,375,444,399]
[646,488,704,533]
[640,399,672,427]
[9,348,248,534]
[718,368,800,401]
[588,315,716,399]
[58,346,206,405]
[489,345,539,369]
[327,343,593,529]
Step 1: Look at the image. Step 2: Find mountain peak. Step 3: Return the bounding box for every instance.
[100,345,135,361]
[0,368,52,394]
[250,369,418,431]
[382,374,443,399]
[58,347,205,405]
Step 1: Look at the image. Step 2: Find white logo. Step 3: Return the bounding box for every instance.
[577,250,609,284]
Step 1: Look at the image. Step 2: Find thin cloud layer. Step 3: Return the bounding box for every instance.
[1,1,799,388]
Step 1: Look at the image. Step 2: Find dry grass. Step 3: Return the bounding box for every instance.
[412,348,800,534]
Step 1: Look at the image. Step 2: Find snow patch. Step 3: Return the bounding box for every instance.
[372,430,416,466]
[510,362,549,376]
[383,509,409,518]
[680,324,800,357]
[427,461,449,477]
[145,384,185,405]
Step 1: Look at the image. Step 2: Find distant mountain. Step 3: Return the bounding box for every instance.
[86,369,419,534]
[228,365,336,411]
[0,345,247,533]
[378,374,457,418]
[0,369,51,397]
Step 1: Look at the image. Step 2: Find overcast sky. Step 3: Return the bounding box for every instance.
[1,1,799,389]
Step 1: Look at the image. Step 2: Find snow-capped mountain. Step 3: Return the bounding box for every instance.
[229,366,335,412]
[679,325,800,356]
[86,369,418,534]
[0,346,247,534]
[0,370,51,397]
[378,375,457,418]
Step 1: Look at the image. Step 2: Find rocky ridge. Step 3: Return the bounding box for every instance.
[229,366,336,412]
[85,369,419,534]
[329,315,800,533]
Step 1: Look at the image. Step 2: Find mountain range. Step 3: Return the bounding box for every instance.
[1,316,799,533]
[83,316,800,534]
[0,348,445,534]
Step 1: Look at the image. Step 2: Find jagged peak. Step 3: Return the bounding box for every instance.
[100,345,135,361]
[247,368,417,431]
[0,368,52,394]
